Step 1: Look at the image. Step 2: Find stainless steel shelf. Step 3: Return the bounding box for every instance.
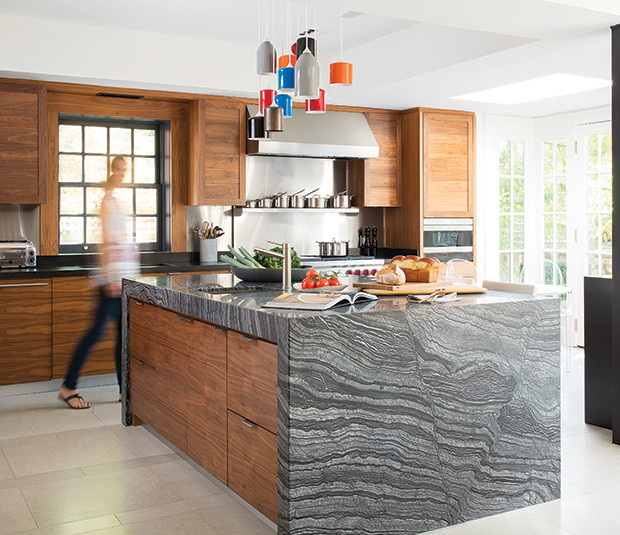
[234,207,360,214]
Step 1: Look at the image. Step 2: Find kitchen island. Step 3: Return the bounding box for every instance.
[121,274,561,535]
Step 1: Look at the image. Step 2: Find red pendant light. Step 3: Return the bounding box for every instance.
[306,88,326,113]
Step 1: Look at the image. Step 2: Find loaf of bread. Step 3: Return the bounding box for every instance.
[390,255,441,283]
[375,263,406,285]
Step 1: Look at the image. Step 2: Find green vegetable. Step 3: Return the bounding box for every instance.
[253,246,302,269]
[227,245,254,267]
[220,255,250,268]
[239,246,265,268]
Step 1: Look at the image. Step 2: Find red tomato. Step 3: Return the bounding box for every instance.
[315,279,329,288]
[301,278,316,289]
[306,269,319,279]
[328,277,341,286]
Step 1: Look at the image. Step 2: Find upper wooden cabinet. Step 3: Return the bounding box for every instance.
[385,108,475,250]
[348,111,401,207]
[0,83,47,204]
[422,110,475,218]
[188,98,246,205]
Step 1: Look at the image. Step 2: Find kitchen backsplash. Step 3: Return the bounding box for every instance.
[0,204,40,250]
[186,156,384,256]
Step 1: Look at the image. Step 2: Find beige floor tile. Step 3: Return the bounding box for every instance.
[30,407,105,436]
[108,426,174,458]
[148,460,223,500]
[3,428,137,477]
[92,401,122,426]
[88,511,218,535]
[0,487,38,534]
[0,410,38,441]
[20,466,183,527]
[15,514,121,535]
[197,500,276,535]
[0,431,60,450]
[81,453,178,476]
[115,496,224,525]
[0,449,14,481]
[0,467,84,491]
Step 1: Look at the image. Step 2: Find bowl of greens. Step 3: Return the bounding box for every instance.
[221,245,310,282]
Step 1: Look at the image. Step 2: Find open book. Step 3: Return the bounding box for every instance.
[263,291,378,311]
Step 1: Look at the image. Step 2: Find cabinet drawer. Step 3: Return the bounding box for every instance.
[188,422,227,485]
[131,383,188,454]
[227,331,277,434]
[227,410,277,523]
[129,330,158,369]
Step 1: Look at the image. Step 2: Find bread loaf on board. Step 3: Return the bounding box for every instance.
[390,255,441,283]
[375,263,406,285]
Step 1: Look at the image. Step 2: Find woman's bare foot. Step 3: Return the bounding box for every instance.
[58,385,91,409]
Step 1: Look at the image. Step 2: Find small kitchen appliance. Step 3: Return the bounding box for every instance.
[0,240,37,268]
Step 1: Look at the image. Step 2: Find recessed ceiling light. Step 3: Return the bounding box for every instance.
[451,74,611,105]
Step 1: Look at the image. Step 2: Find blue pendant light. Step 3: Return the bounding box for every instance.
[275,93,292,117]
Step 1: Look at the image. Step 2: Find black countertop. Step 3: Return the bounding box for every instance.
[0,251,229,280]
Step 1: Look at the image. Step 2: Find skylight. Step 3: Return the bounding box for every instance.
[451,74,611,105]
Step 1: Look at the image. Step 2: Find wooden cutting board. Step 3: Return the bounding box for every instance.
[353,281,487,295]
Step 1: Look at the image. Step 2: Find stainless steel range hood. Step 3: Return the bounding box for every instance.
[246,105,379,159]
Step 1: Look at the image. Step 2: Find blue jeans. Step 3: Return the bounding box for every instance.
[63,288,122,391]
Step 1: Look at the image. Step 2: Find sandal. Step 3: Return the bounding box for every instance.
[59,393,91,409]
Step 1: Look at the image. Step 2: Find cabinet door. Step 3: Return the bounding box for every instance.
[52,277,117,379]
[227,331,278,434]
[0,279,52,384]
[349,112,402,207]
[227,410,277,523]
[423,111,475,217]
[188,98,246,205]
[0,83,47,203]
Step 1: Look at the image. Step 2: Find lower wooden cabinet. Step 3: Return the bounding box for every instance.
[0,278,52,385]
[52,276,117,379]
[227,410,278,523]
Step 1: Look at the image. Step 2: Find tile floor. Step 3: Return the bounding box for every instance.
[1,349,619,534]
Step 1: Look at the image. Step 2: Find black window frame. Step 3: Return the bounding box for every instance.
[57,115,171,254]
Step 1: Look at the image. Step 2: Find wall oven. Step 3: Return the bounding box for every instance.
[423,218,473,262]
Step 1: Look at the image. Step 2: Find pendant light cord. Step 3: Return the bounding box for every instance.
[340,9,343,62]
[305,4,309,52]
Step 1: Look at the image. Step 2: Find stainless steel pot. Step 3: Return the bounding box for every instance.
[306,195,329,208]
[245,199,259,208]
[287,188,306,208]
[317,239,349,257]
[273,191,289,208]
[330,191,355,209]
[257,195,274,208]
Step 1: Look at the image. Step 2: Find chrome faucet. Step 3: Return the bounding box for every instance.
[254,242,292,292]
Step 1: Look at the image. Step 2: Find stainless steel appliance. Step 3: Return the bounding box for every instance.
[300,256,385,277]
[0,240,37,268]
[423,218,473,261]
[316,239,349,257]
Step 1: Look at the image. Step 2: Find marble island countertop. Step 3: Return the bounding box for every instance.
[122,273,561,535]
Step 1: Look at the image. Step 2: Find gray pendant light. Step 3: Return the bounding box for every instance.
[257,39,276,75]
[264,103,283,132]
[294,48,319,99]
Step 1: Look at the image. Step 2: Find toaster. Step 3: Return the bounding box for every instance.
[0,240,37,268]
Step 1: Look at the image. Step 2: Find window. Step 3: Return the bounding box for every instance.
[585,132,612,276]
[58,117,166,253]
[498,140,525,282]
[542,138,567,285]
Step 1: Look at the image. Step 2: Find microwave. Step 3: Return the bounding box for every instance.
[422,218,473,261]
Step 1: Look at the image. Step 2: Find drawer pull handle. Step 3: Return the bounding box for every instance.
[242,335,255,342]
[214,327,224,332]
[0,282,49,288]
[136,359,145,365]
[242,419,256,428]
[134,301,143,306]
[176,315,192,323]
[167,272,182,275]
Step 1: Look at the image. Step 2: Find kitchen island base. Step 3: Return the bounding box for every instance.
[122,275,561,535]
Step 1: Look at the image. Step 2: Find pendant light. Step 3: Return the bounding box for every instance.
[257,0,276,75]
[264,73,283,132]
[305,88,325,113]
[275,93,293,118]
[294,5,319,100]
[330,9,353,85]
[248,112,267,140]
[277,0,295,93]
[259,88,276,114]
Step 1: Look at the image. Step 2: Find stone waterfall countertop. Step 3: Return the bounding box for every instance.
[122,274,561,535]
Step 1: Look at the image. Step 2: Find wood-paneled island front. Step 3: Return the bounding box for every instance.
[121,274,561,535]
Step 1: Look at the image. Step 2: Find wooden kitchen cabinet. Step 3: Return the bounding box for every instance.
[348,111,402,207]
[188,98,246,205]
[52,276,117,379]
[227,410,278,523]
[0,279,52,385]
[385,108,476,249]
[0,83,47,204]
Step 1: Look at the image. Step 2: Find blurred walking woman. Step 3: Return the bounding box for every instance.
[59,156,139,409]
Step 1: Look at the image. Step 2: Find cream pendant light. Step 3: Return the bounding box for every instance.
[330,9,352,86]
[257,0,276,75]
[294,5,319,100]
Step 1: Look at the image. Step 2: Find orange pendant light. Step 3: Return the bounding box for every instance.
[329,9,353,86]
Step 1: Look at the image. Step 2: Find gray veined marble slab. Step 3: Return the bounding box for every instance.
[121,274,561,535]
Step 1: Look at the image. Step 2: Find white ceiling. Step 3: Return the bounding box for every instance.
[0,0,617,117]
